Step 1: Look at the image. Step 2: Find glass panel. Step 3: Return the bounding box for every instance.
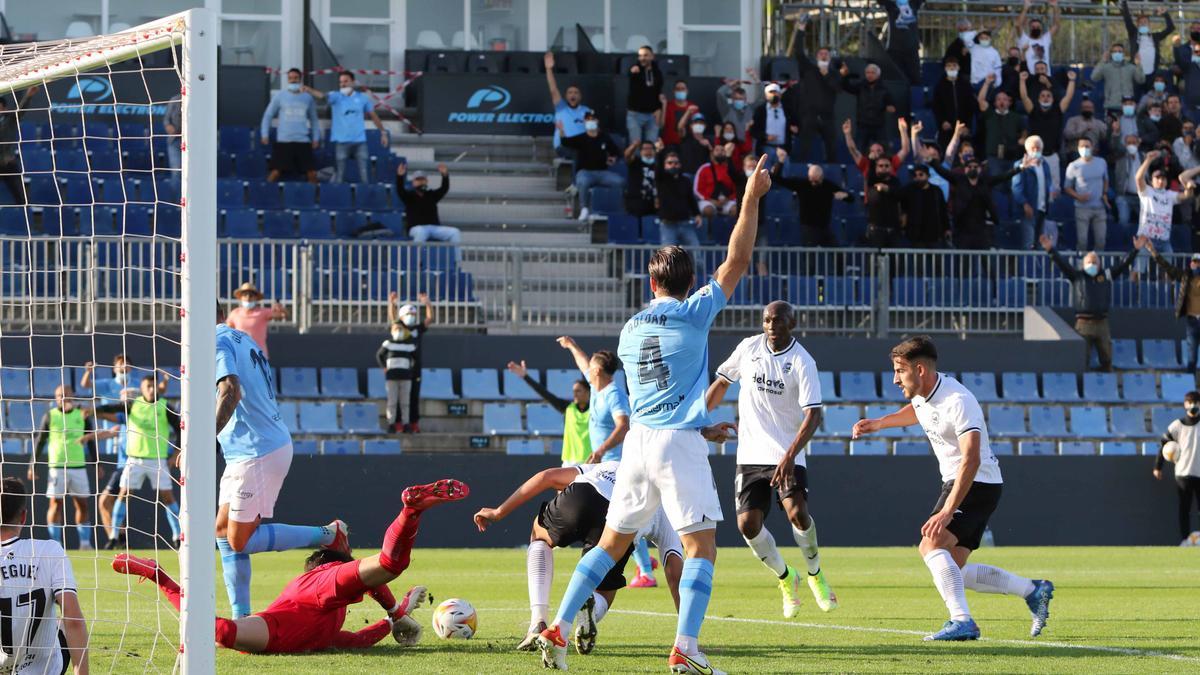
[329,23,392,88]
[611,0,667,54]
[469,0,529,51]
[6,0,101,41]
[546,0,602,52]
[683,30,739,78]
[221,0,281,13]
[109,0,202,31]
[329,0,389,19]
[407,0,465,50]
[684,0,739,25]
[221,18,282,73]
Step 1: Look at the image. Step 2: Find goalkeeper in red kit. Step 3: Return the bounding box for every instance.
[113,479,468,653]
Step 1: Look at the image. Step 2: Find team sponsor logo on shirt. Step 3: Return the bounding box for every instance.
[638,393,686,415]
[752,372,787,395]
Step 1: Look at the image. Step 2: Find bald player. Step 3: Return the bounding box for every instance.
[705,301,836,618]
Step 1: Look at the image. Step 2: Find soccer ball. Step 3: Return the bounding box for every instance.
[431,598,477,639]
[1162,441,1181,463]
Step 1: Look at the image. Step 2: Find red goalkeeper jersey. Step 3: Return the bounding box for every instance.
[258,561,391,653]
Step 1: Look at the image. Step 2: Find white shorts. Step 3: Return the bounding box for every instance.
[698,199,737,216]
[120,457,173,491]
[607,424,723,535]
[219,445,293,523]
[46,468,90,498]
[637,507,684,562]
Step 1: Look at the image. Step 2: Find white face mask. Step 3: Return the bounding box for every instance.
[979,39,992,49]
[584,120,598,132]
[691,123,706,135]
[1126,144,1139,155]
[391,330,403,340]
[339,86,353,96]
[945,68,959,79]
[1079,146,1092,158]
[723,131,735,141]
[287,82,301,93]
[817,60,830,69]
[240,300,257,309]
[114,373,127,385]
[744,168,755,177]
[401,313,419,328]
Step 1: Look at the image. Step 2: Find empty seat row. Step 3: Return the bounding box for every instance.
[219,207,405,239]
[0,365,180,401]
[276,401,383,434]
[291,438,402,455]
[484,402,736,436]
[805,439,1156,457]
[217,179,396,211]
[813,404,1180,439]
[838,370,1192,404]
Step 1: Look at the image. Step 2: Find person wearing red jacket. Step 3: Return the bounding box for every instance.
[693,144,738,217]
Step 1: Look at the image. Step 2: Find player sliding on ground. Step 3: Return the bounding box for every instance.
[473,462,684,654]
[705,301,837,618]
[853,336,1054,641]
[114,478,468,653]
[534,153,772,674]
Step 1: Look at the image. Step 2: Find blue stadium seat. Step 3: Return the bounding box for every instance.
[1160,373,1193,401]
[1029,405,1067,436]
[988,405,1027,436]
[319,367,362,399]
[482,402,524,434]
[960,372,999,403]
[547,369,581,399]
[821,405,860,437]
[1111,339,1140,369]
[1041,372,1080,401]
[0,439,28,458]
[247,181,282,209]
[461,368,503,400]
[849,440,888,455]
[606,214,640,244]
[298,402,340,433]
[1100,441,1138,456]
[1068,406,1110,437]
[334,210,368,237]
[364,439,403,455]
[298,211,333,239]
[808,441,845,456]
[1019,441,1057,456]
[894,440,930,456]
[262,210,296,238]
[866,404,919,437]
[358,183,392,210]
[367,369,386,399]
[839,371,877,400]
[589,186,624,215]
[1059,441,1095,455]
[1150,407,1177,433]
[502,369,542,401]
[1142,339,1181,369]
[342,402,380,433]
[276,401,300,435]
[31,368,70,398]
[282,182,317,209]
[1110,407,1148,437]
[1000,372,1040,401]
[278,367,320,398]
[217,178,244,208]
[879,371,906,402]
[1120,373,1158,402]
[526,403,563,435]
[0,368,32,398]
[1082,372,1120,403]
[219,126,253,153]
[323,440,361,455]
[318,183,353,210]
[235,153,267,179]
[420,368,457,400]
[293,440,320,455]
[1141,441,1161,456]
[506,440,544,455]
[814,371,837,402]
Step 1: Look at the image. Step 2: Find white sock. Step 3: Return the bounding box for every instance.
[527,540,553,626]
[962,563,1035,597]
[744,527,788,578]
[923,549,971,622]
[591,593,610,623]
[792,517,821,576]
[673,634,698,655]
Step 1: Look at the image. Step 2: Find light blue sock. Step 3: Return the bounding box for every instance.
[77,522,92,548]
[677,558,715,643]
[47,525,63,546]
[240,523,329,554]
[632,537,655,576]
[552,546,615,632]
[217,537,252,619]
[164,502,181,539]
[111,500,127,539]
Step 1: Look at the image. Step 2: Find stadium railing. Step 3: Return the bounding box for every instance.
[0,237,1176,335]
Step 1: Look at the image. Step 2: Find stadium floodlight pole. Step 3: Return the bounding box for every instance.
[179,8,219,674]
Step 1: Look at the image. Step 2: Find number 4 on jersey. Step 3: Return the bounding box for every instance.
[638,337,670,391]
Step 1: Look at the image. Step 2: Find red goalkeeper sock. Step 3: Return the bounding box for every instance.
[378,507,421,575]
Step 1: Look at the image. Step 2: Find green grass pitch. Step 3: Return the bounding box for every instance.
[77,546,1199,673]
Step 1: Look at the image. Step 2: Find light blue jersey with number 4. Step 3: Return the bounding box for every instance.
[618,278,727,429]
[215,324,291,463]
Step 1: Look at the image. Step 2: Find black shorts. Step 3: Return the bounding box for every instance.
[931,481,1002,551]
[270,142,315,174]
[102,465,122,493]
[735,464,808,515]
[537,483,633,592]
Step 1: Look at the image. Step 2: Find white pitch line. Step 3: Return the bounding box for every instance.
[482,607,1200,664]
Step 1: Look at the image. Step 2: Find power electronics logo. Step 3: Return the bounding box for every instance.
[52,76,169,116]
[447,84,553,125]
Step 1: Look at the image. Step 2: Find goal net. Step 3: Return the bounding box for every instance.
[0,10,215,673]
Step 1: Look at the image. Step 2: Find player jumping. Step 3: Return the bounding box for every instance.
[114,478,468,653]
[214,305,350,618]
[473,461,683,654]
[705,301,837,618]
[852,336,1055,641]
[534,153,772,674]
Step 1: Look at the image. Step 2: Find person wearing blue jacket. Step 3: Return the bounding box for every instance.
[1013,135,1057,249]
[260,68,321,183]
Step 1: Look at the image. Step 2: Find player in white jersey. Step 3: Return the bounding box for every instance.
[534,154,771,675]
[852,336,1055,641]
[705,301,837,618]
[1153,390,1200,544]
[473,462,683,654]
[0,477,88,674]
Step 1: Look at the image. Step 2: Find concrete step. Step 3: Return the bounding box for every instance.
[445,190,566,203]
[443,174,558,193]
[463,259,609,279]
[459,229,593,246]
[405,159,549,175]
[439,201,570,222]
[393,146,435,162]
[444,216,591,231]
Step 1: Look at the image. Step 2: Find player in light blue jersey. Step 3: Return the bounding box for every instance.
[81,355,135,549]
[213,305,351,618]
[536,154,772,674]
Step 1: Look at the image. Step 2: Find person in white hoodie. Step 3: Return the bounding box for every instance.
[967,30,1003,91]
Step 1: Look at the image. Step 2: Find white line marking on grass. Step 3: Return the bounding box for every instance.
[482,607,1200,664]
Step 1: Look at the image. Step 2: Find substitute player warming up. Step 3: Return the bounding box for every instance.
[705,301,837,617]
[534,154,773,674]
[114,479,468,654]
[853,336,1054,641]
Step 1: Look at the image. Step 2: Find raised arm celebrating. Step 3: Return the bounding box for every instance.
[714,154,772,299]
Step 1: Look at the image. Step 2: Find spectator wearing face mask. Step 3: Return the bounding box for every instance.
[1174,122,1199,170]
[751,83,797,158]
[624,140,660,217]
[396,162,460,244]
[876,0,923,84]
[544,51,592,160]
[1148,242,1200,376]
[790,18,838,160]
[932,144,1032,250]
[769,148,849,247]
[899,164,950,248]
[655,151,702,247]
[844,117,910,184]
[1064,137,1111,252]
[716,121,753,168]
[1112,134,1145,238]
[1121,0,1174,79]
[1039,234,1146,372]
[1063,98,1107,157]
[662,80,699,147]
[226,283,288,358]
[1142,102,1168,152]
[932,56,975,149]
[559,112,625,221]
[1015,0,1061,76]
[259,68,320,183]
[678,113,713,176]
[864,157,903,247]
[977,76,1026,164]
[626,45,664,144]
[841,63,896,151]
[1019,69,1075,192]
[1138,74,1170,115]
[1113,94,1158,149]
[1134,151,1200,279]
[307,72,386,184]
[1177,36,1200,124]
[1092,43,1146,116]
[1013,135,1057,249]
[716,70,761,138]
[966,30,1003,91]
[693,143,737,219]
[380,292,434,434]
